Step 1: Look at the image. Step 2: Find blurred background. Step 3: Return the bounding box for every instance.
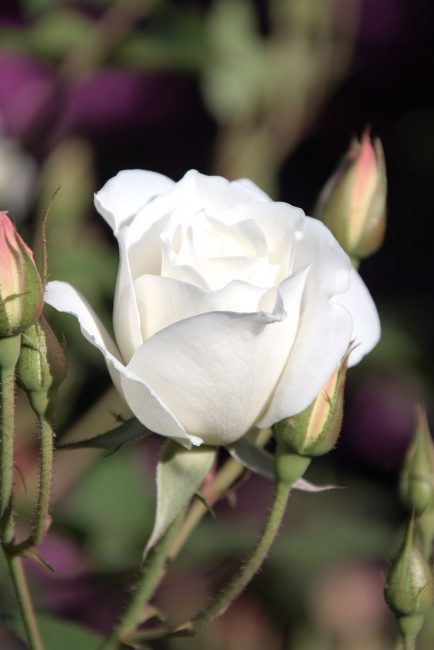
[1,0,434,648]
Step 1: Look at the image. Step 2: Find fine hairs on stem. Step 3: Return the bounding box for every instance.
[0,335,45,650]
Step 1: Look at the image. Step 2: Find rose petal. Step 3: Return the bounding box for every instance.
[113,229,143,362]
[94,169,174,234]
[175,170,270,215]
[44,281,192,446]
[258,218,353,427]
[127,267,309,445]
[134,275,269,340]
[335,268,381,366]
[231,178,272,202]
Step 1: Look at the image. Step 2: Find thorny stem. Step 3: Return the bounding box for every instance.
[0,335,44,650]
[10,414,54,555]
[186,479,291,632]
[6,551,45,650]
[102,514,184,650]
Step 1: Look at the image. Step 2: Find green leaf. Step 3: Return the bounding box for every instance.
[13,614,101,650]
[56,417,151,451]
[145,441,216,554]
[227,437,274,479]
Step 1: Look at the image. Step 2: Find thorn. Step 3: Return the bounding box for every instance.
[14,464,27,493]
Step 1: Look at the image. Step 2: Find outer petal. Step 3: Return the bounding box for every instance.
[173,170,270,216]
[334,268,381,366]
[127,267,310,445]
[94,169,174,234]
[258,218,353,427]
[44,281,193,445]
[113,229,143,362]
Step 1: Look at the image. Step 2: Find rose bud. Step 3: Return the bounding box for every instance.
[315,131,387,260]
[16,317,67,417]
[384,515,434,646]
[0,211,44,338]
[400,405,434,515]
[273,348,350,458]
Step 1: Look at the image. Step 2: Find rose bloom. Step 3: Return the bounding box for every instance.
[45,170,380,447]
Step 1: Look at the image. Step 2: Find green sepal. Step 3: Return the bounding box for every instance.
[17,239,44,333]
[144,441,216,556]
[56,417,151,451]
[16,317,66,417]
[272,349,350,457]
[33,187,60,286]
[227,437,274,480]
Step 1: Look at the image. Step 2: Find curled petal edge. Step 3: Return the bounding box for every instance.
[44,281,196,447]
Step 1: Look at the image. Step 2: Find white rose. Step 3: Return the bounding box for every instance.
[45,170,380,447]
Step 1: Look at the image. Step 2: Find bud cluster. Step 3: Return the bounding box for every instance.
[385,406,434,647]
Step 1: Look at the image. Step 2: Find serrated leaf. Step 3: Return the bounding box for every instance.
[227,437,274,479]
[56,417,151,451]
[33,187,60,285]
[145,441,216,555]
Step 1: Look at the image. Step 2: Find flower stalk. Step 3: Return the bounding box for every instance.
[0,334,44,650]
[0,335,21,526]
[185,478,291,634]
[102,513,184,650]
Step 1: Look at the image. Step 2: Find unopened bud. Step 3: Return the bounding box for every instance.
[16,317,66,417]
[273,349,350,457]
[315,130,387,260]
[0,211,43,338]
[400,405,434,514]
[384,515,434,645]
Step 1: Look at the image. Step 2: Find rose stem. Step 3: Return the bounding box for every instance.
[186,478,291,633]
[103,456,247,649]
[102,513,184,650]
[168,456,244,561]
[168,429,271,563]
[0,336,44,650]
[124,472,291,646]
[10,414,54,555]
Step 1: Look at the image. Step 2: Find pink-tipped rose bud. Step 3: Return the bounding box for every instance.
[315,131,387,260]
[0,211,43,337]
[273,348,351,457]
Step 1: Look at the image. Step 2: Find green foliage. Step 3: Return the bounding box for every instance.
[0,9,93,60]
[61,447,154,570]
